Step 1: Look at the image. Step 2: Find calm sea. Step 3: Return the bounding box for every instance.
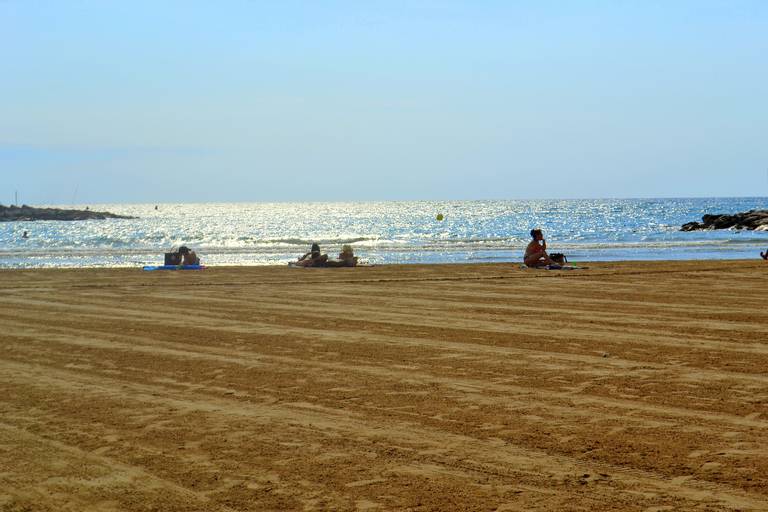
[1,198,767,268]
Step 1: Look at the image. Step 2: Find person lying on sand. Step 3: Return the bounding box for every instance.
[761,249,768,260]
[179,246,200,265]
[295,243,328,267]
[524,229,559,268]
[326,245,359,267]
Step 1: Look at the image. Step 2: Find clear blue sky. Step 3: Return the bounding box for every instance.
[2,1,767,204]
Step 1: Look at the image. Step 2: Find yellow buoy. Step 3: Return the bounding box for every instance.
[436,213,444,221]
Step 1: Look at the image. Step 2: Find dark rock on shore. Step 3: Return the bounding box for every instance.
[0,204,135,222]
[681,209,768,231]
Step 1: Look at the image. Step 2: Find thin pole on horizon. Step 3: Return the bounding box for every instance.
[14,190,18,206]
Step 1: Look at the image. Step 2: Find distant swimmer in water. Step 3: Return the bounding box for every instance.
[22,231,29,239]
[155,205,158,210]
[761,249,768,260]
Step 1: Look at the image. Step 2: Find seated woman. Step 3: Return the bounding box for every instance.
[295,243,328,267]
[524,229,558,268]
[178,246,200,265]
[326,244,359,267]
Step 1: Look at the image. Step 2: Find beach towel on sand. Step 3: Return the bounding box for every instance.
[520,264,587,271]
[288,262,374,268]
[143,265,206,271]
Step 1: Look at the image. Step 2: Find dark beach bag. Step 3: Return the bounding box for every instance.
[164,252,182,265]
[550,253,567,265]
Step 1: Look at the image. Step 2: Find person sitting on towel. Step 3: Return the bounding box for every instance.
[295,243,328,267]
[761,249,768,260]
[326,244,359,267]
[178,246,200,265]
[524,229,558,268]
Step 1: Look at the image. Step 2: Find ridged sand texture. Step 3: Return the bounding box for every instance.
[1,260,767,511]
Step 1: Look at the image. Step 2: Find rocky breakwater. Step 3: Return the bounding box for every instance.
[681,209,768,231]
[0,204,135,222]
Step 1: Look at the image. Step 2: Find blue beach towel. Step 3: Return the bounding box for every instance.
[143,264,206,271]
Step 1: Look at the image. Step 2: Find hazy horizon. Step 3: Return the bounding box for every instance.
[4,195,768,209]
[2,1,767,204]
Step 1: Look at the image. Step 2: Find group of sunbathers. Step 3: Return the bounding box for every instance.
[294,243,358,267]
[166,233,768,269]
[296,235,559,268]
[297,233,557,269]
[165,246,200,265]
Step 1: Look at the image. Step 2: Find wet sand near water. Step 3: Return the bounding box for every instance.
[1,260,767,511]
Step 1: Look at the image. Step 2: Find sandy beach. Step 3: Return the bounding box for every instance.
[1,260,767,511]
